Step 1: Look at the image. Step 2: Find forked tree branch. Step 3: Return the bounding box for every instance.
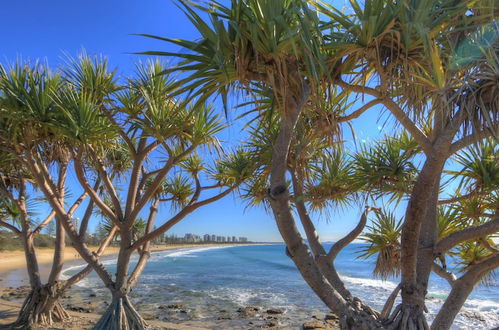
[338,99,382,122]
[327,207,374,263]
[31,210,56,236]
[74,151,117,224]
[435,217,499,254]
[94,157,124,222]
[337,78,433,153]
[437,190,488,205]
[62,226,118,291]
[432,263,457,286]
[449,129,495,155]
[290,170,326,257]
[129,185,237,251]
[129,144,196,224]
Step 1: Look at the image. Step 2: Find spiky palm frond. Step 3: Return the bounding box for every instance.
[240,175,271,210]
[164,174,194,211]
[353,134,419,202]
[358,210,402,280]
[181,154,205,175]
[0,62,62,145]
[436,206,463,240]
[211,148,255,186]
[448,139,499,194]
[52,87,117,145]
[452,241,497,285]
[62,52,118,106]
[304,150,358,211]
[140,0,329,112]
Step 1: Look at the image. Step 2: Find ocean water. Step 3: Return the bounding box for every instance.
[63,244,499,329]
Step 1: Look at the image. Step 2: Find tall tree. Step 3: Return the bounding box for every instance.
[317,0,498,326]
[144,0,497,328]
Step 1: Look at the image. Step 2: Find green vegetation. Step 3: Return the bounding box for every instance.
[143,0,498,329]
[0,0,496,329]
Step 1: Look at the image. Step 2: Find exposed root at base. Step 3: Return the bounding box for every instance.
[93,295,148,330]
[4,287,70,329]
[384,304,430,330]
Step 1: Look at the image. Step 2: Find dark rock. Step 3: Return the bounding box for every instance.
[266,308,284,315]
[219,309,227,313]
[238,306,260,318]
[179,310,187,314]
[167,303,184,309]
[217,316,231,320]
[89,293,97,297]
[325,313,338,321]
[266,320,278,327]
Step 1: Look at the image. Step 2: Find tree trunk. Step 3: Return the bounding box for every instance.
[267,86,382,329]
[93,230,148,329]
[431,280,474,330]
[431,254,499,329]
[10,233,70,328]
[392,155,445,330]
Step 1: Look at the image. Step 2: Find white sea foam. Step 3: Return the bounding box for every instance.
[207,287,287,308]
[150,245,233,260]
[59,263,88,280]
[341,274,398,291]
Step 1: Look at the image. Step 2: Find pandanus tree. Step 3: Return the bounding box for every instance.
[355,137,498,328]
[51,58,252,329]
[0,62,119,328]
[144,0,497,328]
[142,0,394,328]
[316,0,498,327]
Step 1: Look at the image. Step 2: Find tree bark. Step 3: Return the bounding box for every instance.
[396,154,445,329]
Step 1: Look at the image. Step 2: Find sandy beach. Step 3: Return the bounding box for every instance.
[0,243,226,276]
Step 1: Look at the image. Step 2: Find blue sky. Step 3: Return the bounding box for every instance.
[0,0,394,242]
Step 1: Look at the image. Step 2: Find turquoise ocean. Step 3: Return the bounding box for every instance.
[63,244,498,329]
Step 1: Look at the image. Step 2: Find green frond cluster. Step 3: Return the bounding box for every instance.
[353,134,419,201]
[358,210,403,280]
[212,148,255,186]
[140,0,329,111]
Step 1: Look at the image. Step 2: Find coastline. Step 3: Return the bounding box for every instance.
[0,243,253,288]
[0,243,340,329]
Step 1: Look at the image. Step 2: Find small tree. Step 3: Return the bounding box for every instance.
[0,64,116,327]
[8,57,254,329]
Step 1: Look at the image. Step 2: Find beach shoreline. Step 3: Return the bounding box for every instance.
[0,243,257,288]
[0,243,339,329]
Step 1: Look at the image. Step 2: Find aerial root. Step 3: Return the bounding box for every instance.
[5,287,70,329]
[93,295,148,330]
[384,304,429,330]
